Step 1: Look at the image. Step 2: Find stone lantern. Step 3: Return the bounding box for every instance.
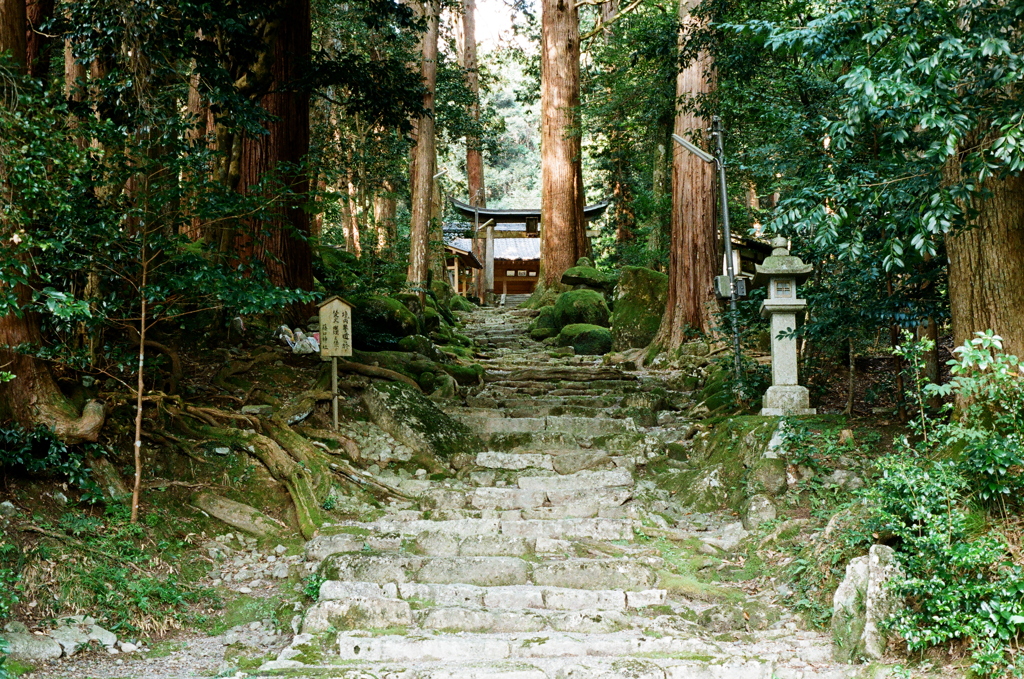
[753,237,816,416]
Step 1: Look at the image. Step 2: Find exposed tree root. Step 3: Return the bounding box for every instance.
[337,359,422,391]
[213,350,279,392]
[297,426,362,461]
[278,389,332,425]
[128,328,183,394]
[42,400,107,445]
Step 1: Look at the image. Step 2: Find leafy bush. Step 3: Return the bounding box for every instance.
[863,331,1024,676]
[0,425,98,491]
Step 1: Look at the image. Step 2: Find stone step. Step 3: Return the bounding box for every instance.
[306,518,635,560]
[260,661,864,679]
[319,581,667,612]
[456,414,636,438]
[316,554,659,590]
[281,631,724,664]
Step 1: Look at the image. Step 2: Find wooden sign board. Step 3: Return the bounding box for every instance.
[318,296,353,358]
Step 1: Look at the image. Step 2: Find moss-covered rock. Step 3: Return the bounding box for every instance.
[561,265,611,291]
[398,335,448,363]
[352,296,419,350]
[362,382,482,461]
[658,416,778,511]
[556,323,613,356]
[552,289,610,329]
[749,457,788,496]
[450,295,476,312]
[575,256,594,267]
[610,266,668,351]
[421,307,442,333]
[529,306,559,341]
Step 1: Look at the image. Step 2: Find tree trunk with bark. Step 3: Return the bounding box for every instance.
[25,0,52,77]
[947,171,1024,359]
[540,0,586,288]
[650,0,717,351]
[237,0,314,322]
[0,3,105,442]
[459,0,487,299]
[407,0,438,293]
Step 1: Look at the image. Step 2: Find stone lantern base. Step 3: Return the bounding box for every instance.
[761,385,816,416]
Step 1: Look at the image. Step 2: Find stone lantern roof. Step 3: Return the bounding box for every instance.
[752,237,813,288]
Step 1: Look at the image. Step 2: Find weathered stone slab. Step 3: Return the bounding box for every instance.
[417,556,530,587]
[551,450,612,475]
[305,533,368,561]
[472,488,548,510]
[369,517,501,537]
[397,582,485,607]
[334,634,512,662]
[542,588,627,611]
[532,560,657,591]
[521,504,600,520]
[190,492,282,538]
[319,580,385,601]
[546,488,632,508]
[301,597,412,633]
[482,586,545,610]
[545,416,636,436]
[3,632,63,660]
[517,468,633,492]
[626,589,668,608]
[500,518,634,541]
[548,610,629,634]
[476,452,554,471]
[319,554,423,584]
[362,382,483,461]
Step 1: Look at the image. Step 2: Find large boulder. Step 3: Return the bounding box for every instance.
[610,266,668,351]
[561,265,611,291]
[556,324,613,356]
[362,382,482,461]
[352,296,419,350]
[552,289,610,330]
[831,544,903,662]
[529,306,559,341]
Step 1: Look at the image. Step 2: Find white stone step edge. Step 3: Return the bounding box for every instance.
[319,581,667,612]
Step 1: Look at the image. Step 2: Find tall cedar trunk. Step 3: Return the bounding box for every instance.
[651,0,717,349]
[1,0,26,66]
[25,0,52,77]
[646,122,671,270]
[600,0,617,37]
[947,171,1024,359]
[407,0,438,291]
[239,0,314,323]
[460,0,487,298]
[374,181,397,252]
[0,0,105,442]
[540,0,586,287]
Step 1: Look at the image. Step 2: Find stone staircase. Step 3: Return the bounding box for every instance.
[258,307,874,679]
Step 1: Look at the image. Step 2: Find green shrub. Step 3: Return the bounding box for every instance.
[858,331,1024,677]
[0,425,98,492]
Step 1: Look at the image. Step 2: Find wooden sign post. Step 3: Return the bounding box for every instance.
[318,296,353,430]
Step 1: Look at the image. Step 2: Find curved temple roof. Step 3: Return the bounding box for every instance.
[450,198,609,225]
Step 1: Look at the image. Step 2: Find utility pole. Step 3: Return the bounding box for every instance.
[672,116,743,385]
[711,117,742,385]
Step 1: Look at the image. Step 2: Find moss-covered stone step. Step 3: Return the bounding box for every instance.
[315,554,658,591]
[292,631,724,663]
[308,517,634,550]
[455,414,637,438]
[470,486,632,512]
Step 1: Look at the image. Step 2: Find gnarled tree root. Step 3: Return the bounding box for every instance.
[337,359,421,391]
[45,399,106,445]
[194,422,325,539]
